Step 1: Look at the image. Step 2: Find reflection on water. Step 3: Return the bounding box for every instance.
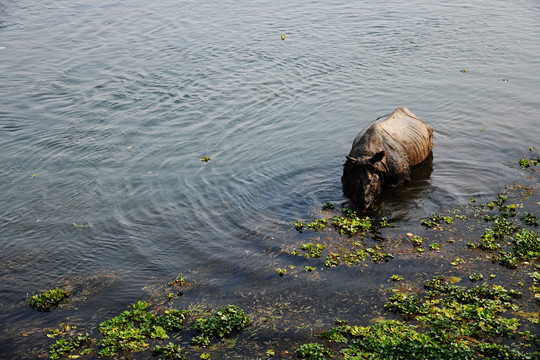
[373,153,435,219]
[1,0,540,357]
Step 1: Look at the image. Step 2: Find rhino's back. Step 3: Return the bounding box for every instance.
[376,107,433,166]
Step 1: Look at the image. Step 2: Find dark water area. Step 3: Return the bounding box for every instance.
[1,0,539,357]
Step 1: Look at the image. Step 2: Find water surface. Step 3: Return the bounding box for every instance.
[1,0,539,356]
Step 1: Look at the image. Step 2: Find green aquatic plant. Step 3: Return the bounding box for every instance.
[343,249,369,265]
[300,242,326,258]
[513,229,540,261]
[322,202,334,210]
[192,305,249,347]
[522,213,539,227]
[332,209,372,234]
[365,246,393,262]
[469,272,484,282]
[168,274,186,286]
[472,193,539,269]
[478,229,501,251]
[319,326,349,343]
[378,217,393,228]
[201,156,211,163]
[152,342,186,359]
[375,276,533,358]
[97,301,188,357]
[530,272,540,304]
[421,214,453,229]
[324,252,340,268]
[29,288,69,311]
[519,158,530,169]
[49,333,92,360]
[266,349,275,357]
[390,275,403,281]
[295,221,304,231]
[155,310,189,331]
[498,251,519,269]
[340,320,474,360]
[98,301,157,356]
[495,194,508,207]
[73,222,92,228]
[306,218,328,232]
[296,342,332,359]
[410,235,423,247]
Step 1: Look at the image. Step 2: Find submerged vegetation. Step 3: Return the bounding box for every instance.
[306,275,539,359]
[466,189,540,269]
[24,181,539,359]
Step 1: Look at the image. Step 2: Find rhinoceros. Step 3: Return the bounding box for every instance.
[342,107,433,211]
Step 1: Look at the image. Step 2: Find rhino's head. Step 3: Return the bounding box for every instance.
[342,150,386,211]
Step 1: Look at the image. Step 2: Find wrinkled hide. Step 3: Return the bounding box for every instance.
[342,107,433,210]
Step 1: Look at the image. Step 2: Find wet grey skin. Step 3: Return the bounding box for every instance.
[342,107,434,211]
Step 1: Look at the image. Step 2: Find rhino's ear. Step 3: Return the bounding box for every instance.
[346,156,358,163]
[369,151,386,164]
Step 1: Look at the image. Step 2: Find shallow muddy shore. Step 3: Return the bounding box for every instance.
[5,165,539,360]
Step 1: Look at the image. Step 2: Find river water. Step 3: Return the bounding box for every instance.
[1,0,539,357]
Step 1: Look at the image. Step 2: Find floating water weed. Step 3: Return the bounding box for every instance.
[332,209,372,234]
[306,218,328,232]
[513,229,540,261]
[322,202,334,210]
[49,333,92,360]
[296,342,332,359]
[472,192,539,269]
[451,258,465,266]
[300,242,326,258]
[152,342,186,359]
[98,301,188,357]
[410,235,423,247]
[192,305,249,347]
[340,320,474,360]
[331,210,393,234]
[324,252,340,268]
[266,349,275,357]
[421,214,453,229]
[522,213,539,226]
[168,274,186,286]
[365,246,393,262]
[29,288,69,311]
[352,276,540,359]
[520,159,530,169]
[469,272,484,282]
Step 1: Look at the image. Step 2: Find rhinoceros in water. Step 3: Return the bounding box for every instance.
[342,107,433,211]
